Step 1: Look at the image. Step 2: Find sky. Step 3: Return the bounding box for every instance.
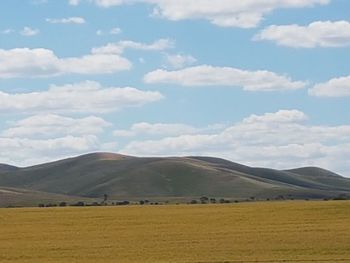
[0,0,349,176]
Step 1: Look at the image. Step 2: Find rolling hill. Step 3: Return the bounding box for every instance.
[0,164,18,172]
[0,152,349,207]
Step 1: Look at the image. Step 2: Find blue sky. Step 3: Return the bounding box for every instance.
[0,0,349,176]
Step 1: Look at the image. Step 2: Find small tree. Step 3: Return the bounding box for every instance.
[72,201,85,207]
[200,196,209,203]
[59,202,67,207]
[103,194,108,203]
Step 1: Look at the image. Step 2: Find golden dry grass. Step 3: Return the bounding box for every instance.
[0,201,349,263]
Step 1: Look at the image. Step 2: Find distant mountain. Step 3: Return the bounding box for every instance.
[0,153,349,207]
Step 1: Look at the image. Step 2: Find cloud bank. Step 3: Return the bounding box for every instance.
[0,81,163,113]
[121,110,350,176]
[72,0,330,28]
[144,65,307,91]
[255,20,350,48]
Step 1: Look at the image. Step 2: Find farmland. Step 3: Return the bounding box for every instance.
[0,201,349,262]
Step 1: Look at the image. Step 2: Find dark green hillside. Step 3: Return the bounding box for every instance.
[0,153,349,207]
[0,164,18,172]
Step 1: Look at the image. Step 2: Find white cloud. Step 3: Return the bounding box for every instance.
[0,38,173,79]
[243,110,308,124]
[0,47,131,79]
[144,65,307,91]
[121,110,350,176]
[0,113,118,166]
[1,29,14,34]
[0,135,104,167]
[309,76,350,97]
[114,122,198,137]
[254,20,350,48]
[92,38,174,55]
[68,0,81,5]
[46,17,86,24]
[164,53,197,69]
[114,122,225,137]
[20,27,39,36]
[95,28,123,36]
[2,114,111,138]
[80,0,330,28]
[0,81,163,114]
[110,27,122,34]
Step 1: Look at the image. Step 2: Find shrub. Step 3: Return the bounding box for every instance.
[71,201,85,207]
[333,194,350,200]
[200,196,209,202]
[116,201,129,206]
[45,203,57,207]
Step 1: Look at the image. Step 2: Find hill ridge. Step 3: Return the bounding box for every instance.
[0,153,349,207]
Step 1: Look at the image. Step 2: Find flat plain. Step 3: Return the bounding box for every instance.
[0,201,349,263]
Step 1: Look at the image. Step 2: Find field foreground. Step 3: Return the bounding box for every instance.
[0,201,349,262]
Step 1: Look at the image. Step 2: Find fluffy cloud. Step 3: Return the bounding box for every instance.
[121,110,350,176]
[114,122,198,137]
[0,48,131,78]
[254,20,350,48]
[164,53,197,69]
[20,27,39,36]
[0,39,172,79]
[309,76,350,97]
[46,17,86,24]
[0,135,107,166]
[0,81,163,113]
[2,114,111,138]
[77,0,330,28]
[91,39,174,55]
[243,110,308,123]
[144,65,306,91]
[0,113,117,166]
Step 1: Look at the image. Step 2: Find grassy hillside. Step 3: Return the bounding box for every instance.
[0,187,95,208]
[0,201,349,262]
[0,164,18,172]
[0,153,349,207]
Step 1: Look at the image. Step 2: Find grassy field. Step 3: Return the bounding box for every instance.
[0,201,349,263]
